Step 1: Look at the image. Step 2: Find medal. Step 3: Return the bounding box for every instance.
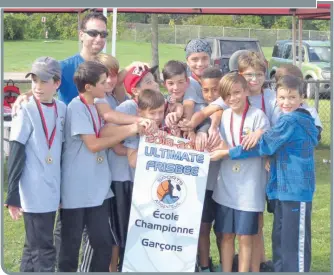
[232,163,241,173]
[230,98,250,147]
[34,97,58,165]
[97,156,104,163]
[46,155,53,164]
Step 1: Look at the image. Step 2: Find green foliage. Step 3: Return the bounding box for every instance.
[3,13,330,41]
[4,14,27,40]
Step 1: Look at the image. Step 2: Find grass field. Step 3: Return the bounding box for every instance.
[3,39,332,272]
[3,149,331,272]
[4,40,274,72]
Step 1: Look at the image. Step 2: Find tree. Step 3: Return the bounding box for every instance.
[151,14,160,82]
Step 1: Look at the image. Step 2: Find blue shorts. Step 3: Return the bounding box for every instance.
[214,204,259,235]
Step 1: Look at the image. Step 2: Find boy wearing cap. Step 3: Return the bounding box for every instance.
[181,39,212,140]
[5,57,66,272]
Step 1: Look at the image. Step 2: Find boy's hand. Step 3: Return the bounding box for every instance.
[209,149,229,161]
[178,119,194,132]
[7,205,23,221]
[195,132,208,152]
[241,129,264,150]
[165,112,181,128]
[207,126,221,148]
[265,158,270,172]
[138,118,158,134]
[183,131,196,144]
[12,93,30,116]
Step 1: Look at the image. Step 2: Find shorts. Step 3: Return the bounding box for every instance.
[201,190,216,223]
[214,204,259,235]
[110,181,133,247]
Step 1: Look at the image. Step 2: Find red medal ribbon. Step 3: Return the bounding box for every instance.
[261,88,266,114]
[34,97,58,150]
[79,95,101,138]
[230,98,250,147]
[191,73,202,85]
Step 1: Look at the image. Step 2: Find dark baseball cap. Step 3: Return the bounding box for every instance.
[25,56,61,81]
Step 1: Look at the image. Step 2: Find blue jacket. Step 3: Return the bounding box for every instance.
[229,109,319,202]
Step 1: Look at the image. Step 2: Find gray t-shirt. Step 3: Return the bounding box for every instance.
[183,76,205,104]
[10,98,66,213]
[116,99,138,116]
[102,96,135,182]
[61,96,113,209]
[113,99,138,181]
[212,106,270,212]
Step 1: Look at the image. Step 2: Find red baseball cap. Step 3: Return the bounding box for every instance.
[123,65,158,95]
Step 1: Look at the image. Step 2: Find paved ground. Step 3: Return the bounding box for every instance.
[4,73,27,82]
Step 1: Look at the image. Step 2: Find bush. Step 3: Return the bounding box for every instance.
[4,14,28,40]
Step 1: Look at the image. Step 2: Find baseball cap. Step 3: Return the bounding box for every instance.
[25,56,61,81]
[123,65,158,95]
[228,50,251,72]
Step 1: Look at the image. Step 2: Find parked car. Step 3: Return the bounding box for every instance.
[269,40,331,98]
[201,37,269,77]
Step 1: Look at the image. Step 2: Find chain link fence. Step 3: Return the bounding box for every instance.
[3,79,331,154]
[118,23,330,47]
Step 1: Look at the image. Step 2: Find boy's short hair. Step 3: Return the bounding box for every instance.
[201,67,223,80]
[137,89,165,111]
[124,66,158,95]
[162,60,187,81]
[95,53,119,76]
[74,61,108,93]
[275,64,303,82]
[25,56,61,82]
[80,12,107,30]
[238,51,266,74]
[219,72,248,101]
[276,75,304,96]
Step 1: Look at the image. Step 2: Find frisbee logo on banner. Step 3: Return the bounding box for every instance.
[152,175,187,210]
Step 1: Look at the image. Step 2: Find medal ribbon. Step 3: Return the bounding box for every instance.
[34,96,58,150]
[230,98,250,147]
[79,95,101,138]
[191,72,202,85]
[261,88,266,114]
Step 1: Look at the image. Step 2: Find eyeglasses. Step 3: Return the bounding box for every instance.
[83,29,108,38]
[241,73,265,80]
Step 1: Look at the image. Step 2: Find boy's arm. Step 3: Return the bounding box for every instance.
[113,143,127,156]
[229,117,295,160]
[95,100,141,125]
[127,148,138,169]
[81,123,139,153]
[179,104,221,132]
[209,109,224,131]
[5,141,25,208]
[182,100,195,121]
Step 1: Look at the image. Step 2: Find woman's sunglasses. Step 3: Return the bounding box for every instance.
[83,29,109,38]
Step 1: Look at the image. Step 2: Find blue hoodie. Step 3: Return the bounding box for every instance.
[229,108,319,202]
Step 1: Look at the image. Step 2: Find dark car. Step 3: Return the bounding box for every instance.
[202,37,268,76]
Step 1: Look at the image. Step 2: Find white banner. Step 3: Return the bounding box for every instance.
[123,134,210,272]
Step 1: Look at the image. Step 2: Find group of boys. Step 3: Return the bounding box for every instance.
[5,12,321,273]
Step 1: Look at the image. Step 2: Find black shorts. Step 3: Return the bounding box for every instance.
[110,181,133,248]
[201,190,216,223]
[214,204,259,235]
